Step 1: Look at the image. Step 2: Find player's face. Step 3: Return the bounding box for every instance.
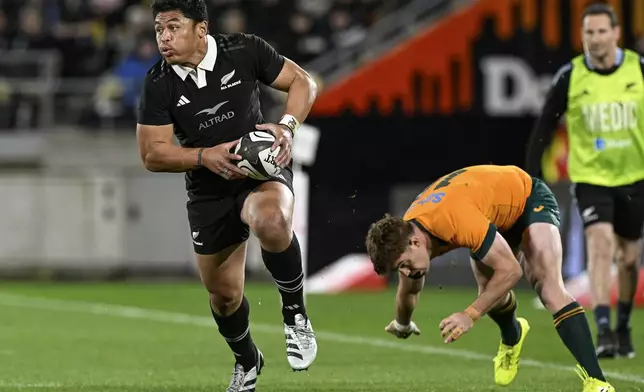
[395,236,430,279]
[154,10,205,65]
[582,14,619,61]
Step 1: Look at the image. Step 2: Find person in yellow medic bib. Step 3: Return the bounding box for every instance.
[527,3,642,361]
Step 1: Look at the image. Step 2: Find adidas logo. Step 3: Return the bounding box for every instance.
[177,95,190,107]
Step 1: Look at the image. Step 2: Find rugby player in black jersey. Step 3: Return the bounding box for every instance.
[136,1,318,390]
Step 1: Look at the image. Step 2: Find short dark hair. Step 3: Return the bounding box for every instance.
[151,0,208,22]
[365,214,414,275]
[582,3,618,27]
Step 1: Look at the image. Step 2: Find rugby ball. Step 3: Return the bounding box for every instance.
[233,131,282,180]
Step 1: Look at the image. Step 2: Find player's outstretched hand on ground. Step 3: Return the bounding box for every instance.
[255,123,292,168]
[385,319,421,339]
[439,312,474,344]
[201,140,248,180]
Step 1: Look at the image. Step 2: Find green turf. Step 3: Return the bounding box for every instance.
[0,282,642,391]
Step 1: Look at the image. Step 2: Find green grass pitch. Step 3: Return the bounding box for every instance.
[0,282,642,391]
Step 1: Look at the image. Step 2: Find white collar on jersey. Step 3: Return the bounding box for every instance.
[171,34,217,88]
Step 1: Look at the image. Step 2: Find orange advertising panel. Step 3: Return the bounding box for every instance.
[541,123,570,184]
[311,0,640,117]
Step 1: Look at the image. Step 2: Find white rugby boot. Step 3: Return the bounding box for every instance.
[226,349,264,392]
[284,313,318,371]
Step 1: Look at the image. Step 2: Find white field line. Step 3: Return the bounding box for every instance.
[0,383,62,389]
[0,293,642,385]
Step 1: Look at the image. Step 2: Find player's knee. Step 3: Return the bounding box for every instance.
[524,251,571,311]
[522,226,571,311]
[617,256,639,269]
[538,281,573,313]
[249,206,291,244]
[616,249,639,268]
[209,288,243,317]
[524,259,545,297]
[616,239,642,268]
[529,266,571,312]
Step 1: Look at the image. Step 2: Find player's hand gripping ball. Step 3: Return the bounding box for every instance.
[233,131,283,180]
[385,319,421,339]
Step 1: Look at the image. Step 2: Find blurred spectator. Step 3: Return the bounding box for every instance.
[285,12,329,63]
[0,0,413,130]
[11,6,57,50]
[0,77,16,130]
[93,34,160,126]
[0,9,9,50]
[112,35,159,110]
[297,0,332,18]
[328,8,367,50]
[218,8,246,34]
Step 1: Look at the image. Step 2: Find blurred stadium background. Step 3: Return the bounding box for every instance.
[1,0,643,391]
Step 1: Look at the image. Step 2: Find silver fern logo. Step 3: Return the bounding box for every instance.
[221,69,235,84]
[221,69,241,90]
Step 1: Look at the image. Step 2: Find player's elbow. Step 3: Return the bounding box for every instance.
[142,151,164,172]
[143,160,164,172]
[143,162,163,172]
[491,259,523,287]
[505,263,523,285]
[306,73,318,101]
[295,68,318,102]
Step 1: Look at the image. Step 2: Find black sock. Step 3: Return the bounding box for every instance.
[593,305,611,333]
[211,296,257,371]
[488,291,522,346]
[554,302,606,381]
[617,301,633,332]
[262,233,306,325]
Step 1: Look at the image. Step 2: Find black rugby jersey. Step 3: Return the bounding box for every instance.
[138,33,285,197]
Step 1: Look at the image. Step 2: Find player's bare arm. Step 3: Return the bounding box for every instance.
[136,123,246,179]
[255,58,318,167]
[470,232,523,315]
[270,58,318,121]
[365,216,430,339]
[440,232,522,344]
[395,271,425,325]
[383,271,424,339]
[136,123,200,172]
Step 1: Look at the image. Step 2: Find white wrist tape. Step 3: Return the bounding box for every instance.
[393,320,410,331]
[279,114,300,135]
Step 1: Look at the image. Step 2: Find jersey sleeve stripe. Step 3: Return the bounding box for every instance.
[472,223,497,260]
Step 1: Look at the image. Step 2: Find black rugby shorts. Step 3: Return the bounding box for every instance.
[572,180,644,240]
[187,168,294,254]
